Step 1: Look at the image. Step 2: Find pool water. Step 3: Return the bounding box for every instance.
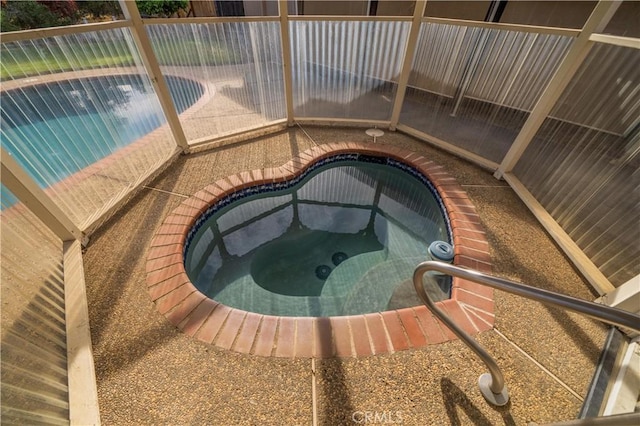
[251,229,384,296]
[185,157,453,317]
[0,74,203,188]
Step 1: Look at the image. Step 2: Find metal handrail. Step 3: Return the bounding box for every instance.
[413,261,640,407]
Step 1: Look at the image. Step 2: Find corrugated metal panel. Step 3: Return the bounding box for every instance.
[0,28,177,229]
[290,20,410,119]
[550,43,639,136]
[409,23,477,97]
[1,185,69,425]
[401,22,572,163]
[464,29,572,111]
[514,44,640,287]
[146,22,286,141]
[408,22,572,109]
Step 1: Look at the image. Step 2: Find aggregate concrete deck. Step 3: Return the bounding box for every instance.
[83,126,607,425]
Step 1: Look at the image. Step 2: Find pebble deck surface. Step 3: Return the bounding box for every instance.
[84,127,607,425]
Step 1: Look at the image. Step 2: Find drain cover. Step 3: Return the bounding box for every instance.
[315,265,332,280]
[365,128,384,138]
[332,252,348,266]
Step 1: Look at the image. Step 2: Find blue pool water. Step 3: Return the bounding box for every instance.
[1,74,203,190]
[185,155,453,317]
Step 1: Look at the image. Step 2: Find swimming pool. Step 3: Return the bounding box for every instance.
[0,74,203,187]
[146,142,495,358]
[184,155,452,317]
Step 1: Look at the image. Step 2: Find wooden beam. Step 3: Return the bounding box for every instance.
[589,33,640,50]
[144,16,279,25]
[1,148,83,242]
[0,20,130,43]
[63,240,101,425]
[423,16,581,37]
[396,124,500,171]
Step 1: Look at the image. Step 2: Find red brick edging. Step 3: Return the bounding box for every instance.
[146,142,495,358]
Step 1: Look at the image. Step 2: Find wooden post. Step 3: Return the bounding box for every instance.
[118,0,189,150]
[389,0,427,131]
[278,0,295,125]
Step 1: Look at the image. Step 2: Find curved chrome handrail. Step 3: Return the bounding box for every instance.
[413,261,640,407]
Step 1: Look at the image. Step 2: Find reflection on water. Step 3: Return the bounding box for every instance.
[185,160,452,317]
[0,74,203,188]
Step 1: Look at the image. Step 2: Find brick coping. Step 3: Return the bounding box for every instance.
[146,142,495,358]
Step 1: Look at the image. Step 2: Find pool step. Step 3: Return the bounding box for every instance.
[213,253,438,317]
[320,221,429,300]
[214,274,347,317]
[320,250,387,298]
[341,256,424,314]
